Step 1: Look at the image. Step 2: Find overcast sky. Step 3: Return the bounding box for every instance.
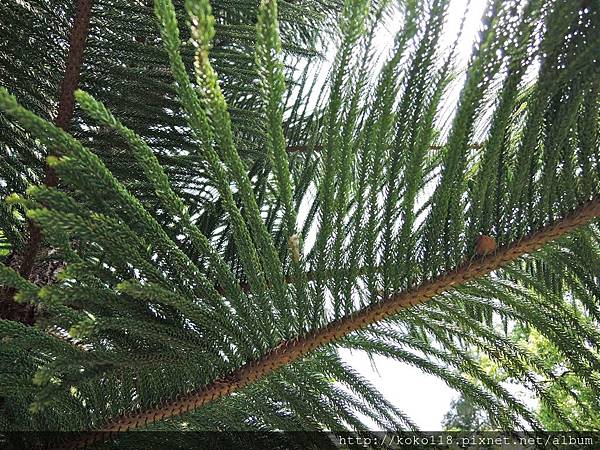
[343,0,493,430]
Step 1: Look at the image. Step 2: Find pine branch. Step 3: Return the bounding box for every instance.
[65,195,600,447]
[0,0,93,324]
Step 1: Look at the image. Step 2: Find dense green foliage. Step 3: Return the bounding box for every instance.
[0,0,599,442]
[443,394,492,431]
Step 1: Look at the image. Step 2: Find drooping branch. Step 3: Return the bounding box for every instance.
[0,0,93,324]
[66,195,600,448]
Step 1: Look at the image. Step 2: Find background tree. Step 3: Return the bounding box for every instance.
[0,0,599,447]
[530,330,600,431]
[471,323,600,431]
[442,394,492,431]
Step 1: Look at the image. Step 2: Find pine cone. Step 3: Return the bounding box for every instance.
[475,235,497,256]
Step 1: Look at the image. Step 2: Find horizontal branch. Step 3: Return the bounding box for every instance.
[285,143,483,153]
[63,195,600,448]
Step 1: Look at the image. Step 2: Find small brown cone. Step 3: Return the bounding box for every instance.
[475,235,497,256]
[288,234,301,263]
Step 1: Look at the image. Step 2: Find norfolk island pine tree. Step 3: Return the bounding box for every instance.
[0,0,599,448]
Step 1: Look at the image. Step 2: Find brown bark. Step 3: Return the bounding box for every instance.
[285,143,483,153]
[64,195,600,448]
[0,0,93,324]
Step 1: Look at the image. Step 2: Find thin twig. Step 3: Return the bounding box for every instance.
[285,143,483,153]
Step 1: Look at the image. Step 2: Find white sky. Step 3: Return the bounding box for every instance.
[341,0,494,430]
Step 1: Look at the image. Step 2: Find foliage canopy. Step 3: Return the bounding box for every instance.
[0,0,599,445]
